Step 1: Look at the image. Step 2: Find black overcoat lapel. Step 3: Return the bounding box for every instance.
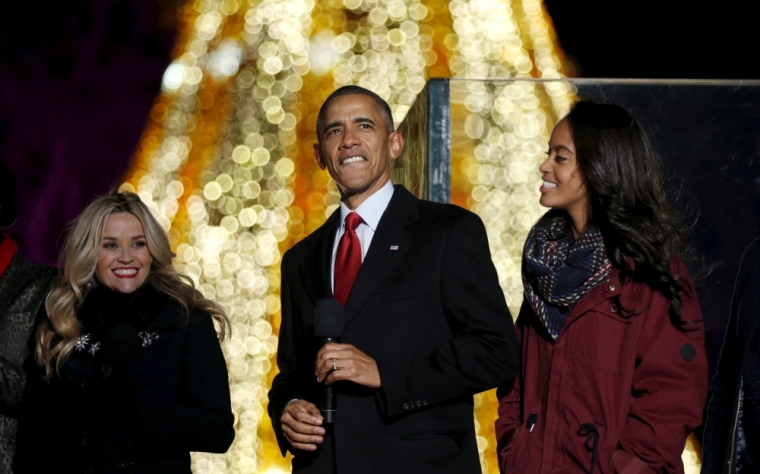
[343,186,419,327]
[300,209,340,305]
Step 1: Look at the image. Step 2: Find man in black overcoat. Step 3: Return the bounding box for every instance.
[268,86,519,474]
[703,238,760,473]
[0,163,55,471]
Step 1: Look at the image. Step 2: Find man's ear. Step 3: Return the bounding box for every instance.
[389,131,404,160]
[313,143,326,170]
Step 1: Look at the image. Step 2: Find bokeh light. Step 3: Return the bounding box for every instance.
[120,0,699,472]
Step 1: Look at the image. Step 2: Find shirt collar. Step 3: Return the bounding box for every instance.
[339,180,394,232]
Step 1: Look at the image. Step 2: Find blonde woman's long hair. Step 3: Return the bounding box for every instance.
[37,192,230,379]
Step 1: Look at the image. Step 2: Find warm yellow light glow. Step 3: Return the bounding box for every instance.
[122,0,700,472]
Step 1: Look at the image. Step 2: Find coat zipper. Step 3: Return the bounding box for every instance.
[527,413,538,433]
[727,385,743,472]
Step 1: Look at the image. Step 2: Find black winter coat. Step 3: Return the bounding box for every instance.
[0,253,54,471]
[14,285,234,473]
[702,239,760,473]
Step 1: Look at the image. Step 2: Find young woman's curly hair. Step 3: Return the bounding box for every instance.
[566,100,695,329]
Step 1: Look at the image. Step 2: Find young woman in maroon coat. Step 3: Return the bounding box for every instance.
[496,101,708,474]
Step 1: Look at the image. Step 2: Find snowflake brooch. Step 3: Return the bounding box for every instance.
[138,331,159,348]
[87,341,101,356]
[75,333,91,353]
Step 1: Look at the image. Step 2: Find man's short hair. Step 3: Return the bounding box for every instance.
[316,85,395,137]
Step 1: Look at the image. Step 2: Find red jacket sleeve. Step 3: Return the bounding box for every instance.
[617,261,708,473]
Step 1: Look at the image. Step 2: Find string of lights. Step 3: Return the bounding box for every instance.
[120,0,701,472]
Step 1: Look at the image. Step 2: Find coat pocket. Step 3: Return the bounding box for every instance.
[400,428,469,473]
[612,449,656,474]
[502,423,534,473]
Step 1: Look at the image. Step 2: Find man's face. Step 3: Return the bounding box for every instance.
[314,94,404,209]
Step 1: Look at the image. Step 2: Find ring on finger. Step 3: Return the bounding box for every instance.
[332,359,337,371]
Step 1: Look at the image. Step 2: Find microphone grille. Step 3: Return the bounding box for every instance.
[313,298,345,338]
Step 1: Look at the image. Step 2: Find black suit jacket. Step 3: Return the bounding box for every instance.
[702,238,760,473]
[269,185,519,474]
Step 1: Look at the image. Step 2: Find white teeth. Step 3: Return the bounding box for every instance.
[342,156,365,164]
[543,181,557,188]
[113,269,138,276]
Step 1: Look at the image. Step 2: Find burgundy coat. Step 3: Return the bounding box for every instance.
[496,259,707,474]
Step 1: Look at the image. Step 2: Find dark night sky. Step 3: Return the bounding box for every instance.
[544,0,759,80]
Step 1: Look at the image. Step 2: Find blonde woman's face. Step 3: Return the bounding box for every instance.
[95,212,152,294]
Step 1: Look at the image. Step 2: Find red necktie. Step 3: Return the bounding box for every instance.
[334,212,363,306]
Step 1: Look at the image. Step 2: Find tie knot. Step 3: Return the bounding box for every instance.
[345,212,362,231]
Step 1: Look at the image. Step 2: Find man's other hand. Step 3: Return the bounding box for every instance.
[281,400,325,451]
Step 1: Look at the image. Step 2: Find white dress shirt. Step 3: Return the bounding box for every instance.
[330,180,394,292]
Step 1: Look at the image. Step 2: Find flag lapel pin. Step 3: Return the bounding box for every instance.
[390,245,399,250]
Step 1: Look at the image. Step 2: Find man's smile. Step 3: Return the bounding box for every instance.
[341,156,367,165]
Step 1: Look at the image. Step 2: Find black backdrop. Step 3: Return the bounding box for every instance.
[574,82,760,375]
[544,0,760,80]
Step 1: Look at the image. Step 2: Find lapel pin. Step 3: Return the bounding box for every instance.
[390,245,399,250]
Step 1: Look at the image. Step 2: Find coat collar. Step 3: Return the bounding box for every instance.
[148,301,189,329]
[73,301,187,360]
[559,267,647,333]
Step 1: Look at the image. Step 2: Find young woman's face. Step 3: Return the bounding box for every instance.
[539,118,589,227]
[95,212,152,294]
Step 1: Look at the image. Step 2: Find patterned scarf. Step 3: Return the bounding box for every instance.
[522,214,612,340]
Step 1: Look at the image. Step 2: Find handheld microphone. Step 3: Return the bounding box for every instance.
[313,298,345,424]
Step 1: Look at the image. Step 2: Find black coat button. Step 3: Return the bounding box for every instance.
[402,403,409,410]
[681,343,696,362]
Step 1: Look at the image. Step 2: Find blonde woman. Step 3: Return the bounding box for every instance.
[14,192,234,473]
